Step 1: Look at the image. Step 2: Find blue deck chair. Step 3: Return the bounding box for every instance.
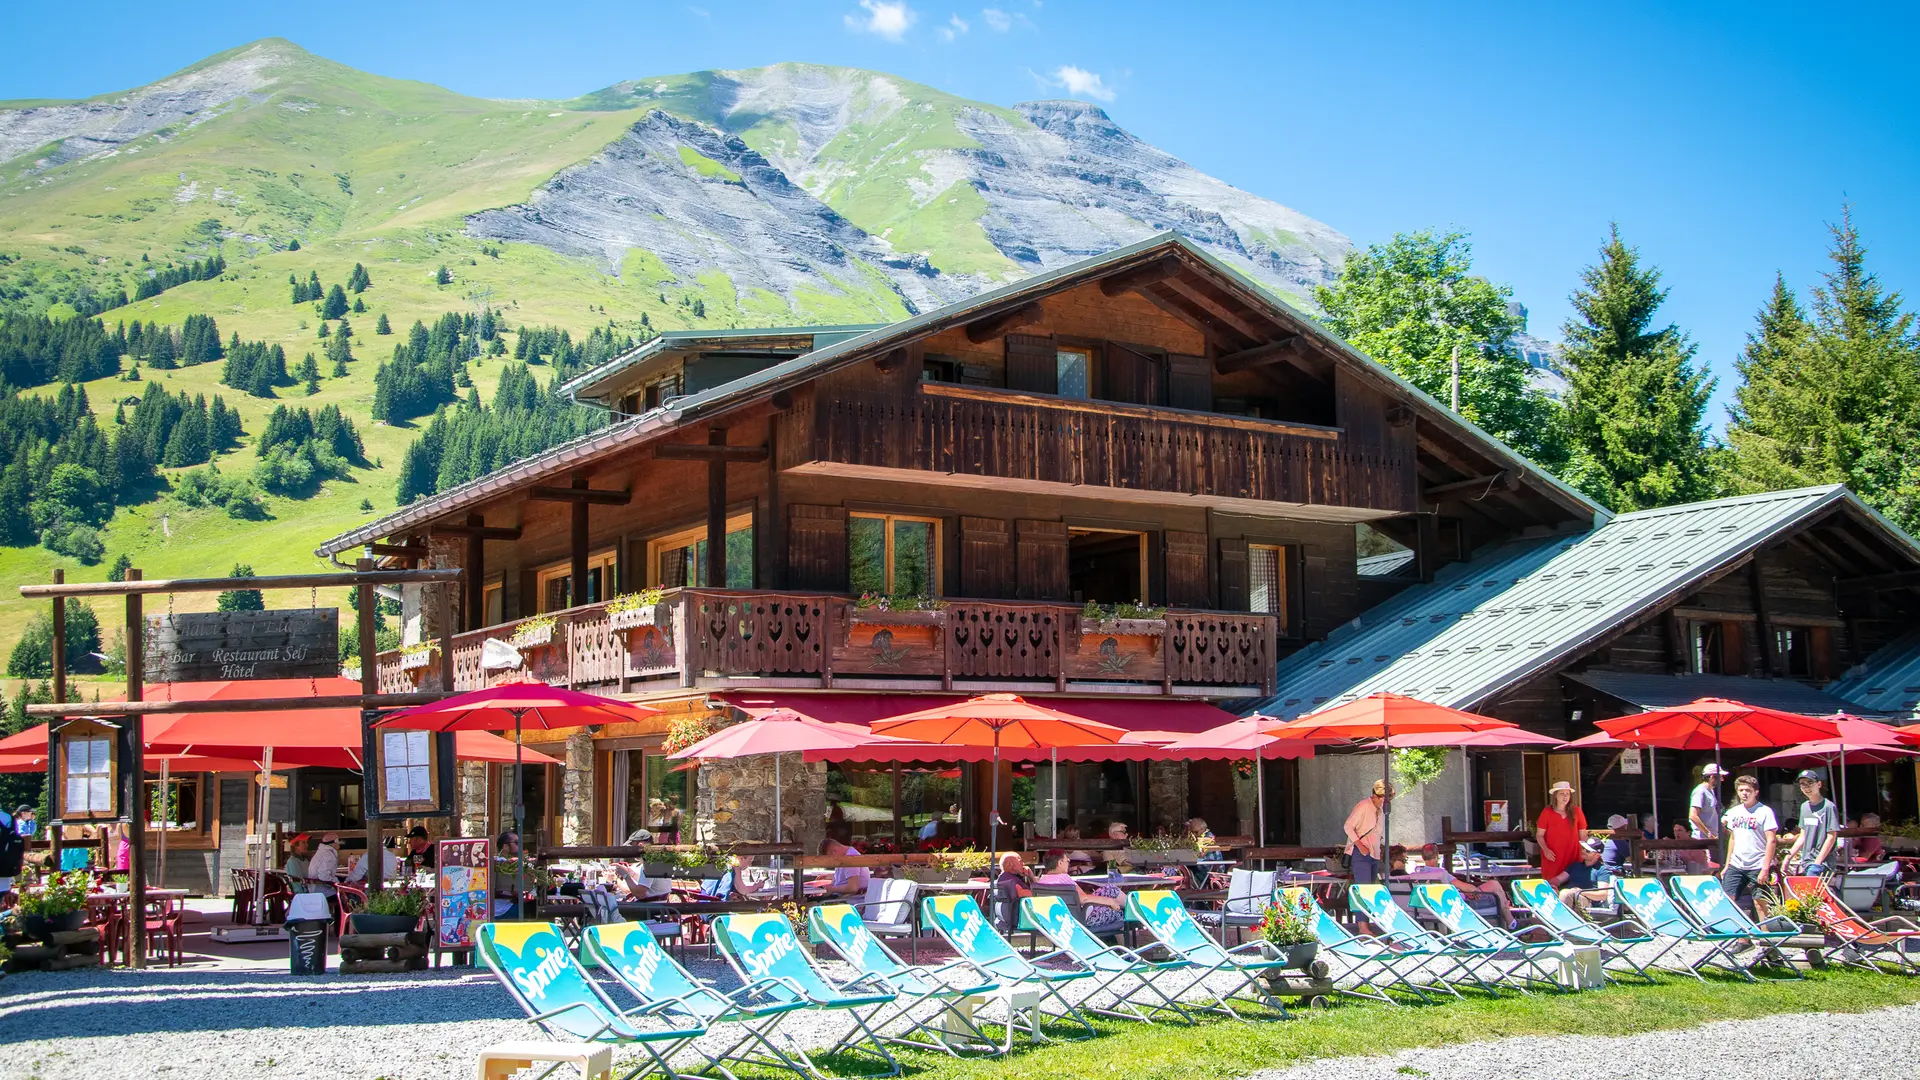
[710,913,900,1078]
[1669,875,1805,979]
[1123,889,1294,1019]
[1408,883,1569,993]
[919,893,1097,1039]
[1346,885,1509,996]
[1284,887,1438,1005]
[807,903,1009,1056]
[583,921,819,1080]
[1508,878,1657,984]
[1018,894,1197,1024]
[476,921,717,1080]
[1611,877,1756,982]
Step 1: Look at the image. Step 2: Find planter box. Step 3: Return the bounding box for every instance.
[511,623,555,649]
[22,910,86,940]
[609,604,669,632]
[1080,617,1166,637]
[1255,940,1320,970]
[1064,630,1165,681]
[398,649,435,671]
[851,608,946,627]
[906,867,979,885]
[1129,849,1201,866]
[349,912,420,936]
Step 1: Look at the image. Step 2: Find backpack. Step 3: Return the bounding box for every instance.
[0,814,23,877]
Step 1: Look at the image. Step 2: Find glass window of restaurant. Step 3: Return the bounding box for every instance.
[647,513,755,589]
[849,514,939,597]
[610,750,690,844]
[826,763,898,851]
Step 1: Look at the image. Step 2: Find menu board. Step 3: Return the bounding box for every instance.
[435,838,492,949]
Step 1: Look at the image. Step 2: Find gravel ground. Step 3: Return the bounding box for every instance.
[1249,1003,1920,1080]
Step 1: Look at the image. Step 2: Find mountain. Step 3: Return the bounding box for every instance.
[0,40,1349,656]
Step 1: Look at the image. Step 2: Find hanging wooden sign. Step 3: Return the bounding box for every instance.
[143,608,340,683]
[48,717,137,824]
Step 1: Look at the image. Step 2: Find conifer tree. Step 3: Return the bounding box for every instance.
[299,352,322,395]
[323,284,349,320]
[1559,224,1718,511]
[352,297,366,314]
[348,263,371,293]
[287,239,300,252]
[434,265,452,286]
[376,313,392,335]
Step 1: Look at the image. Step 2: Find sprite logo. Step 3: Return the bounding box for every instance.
[510,942,571,1003]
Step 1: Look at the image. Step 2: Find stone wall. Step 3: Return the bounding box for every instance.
[1296,751,1468,850]
[696,752,826,852]
[562,731,595,846]
[1146,760,1189,833]
[458,760,488,838]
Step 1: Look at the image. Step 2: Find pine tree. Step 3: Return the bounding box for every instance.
[287,238,301,252]
[216,563,265,612]
[322,283,349,320]
[376,313,392,335]
[348,263,371,293]
[434,265,452,286]
[318,321,330,339]
[107,553,132,582]
[298,352,322,395]
[352,297,366,314]
[1559,224,1718,511]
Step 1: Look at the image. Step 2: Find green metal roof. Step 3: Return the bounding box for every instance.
[1244,485,1920,719]
[1828,631,1920,719]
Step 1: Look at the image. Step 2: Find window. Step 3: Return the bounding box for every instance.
[643,373,683,412]
[1691,622,1723,674]
[646,513,754,588]
[849,513,939,596]
[145,776,202,832]
[1776,627,1812,677]
[536,548,619,612]
[1055,347,1092,400]
[1248,543,1291,635]
[482,581,503,626]
[921,355,960,383]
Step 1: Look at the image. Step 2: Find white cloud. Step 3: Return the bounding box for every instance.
[981,7,1012,31]
[1050,65,1115,102]
[938,13,969,41]
[845,0,916,41]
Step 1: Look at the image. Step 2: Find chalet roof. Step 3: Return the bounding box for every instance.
[1242,485,1920,719]
[317,232,1603,559]
[558,324,885,401]
[1564,671,1894,719]
[1828,631,1920,720]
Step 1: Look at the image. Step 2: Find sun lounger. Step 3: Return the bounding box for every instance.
[476,921,717,1080]
[1123,888,1296,1019]
[1668,875,1805,979]
[1784,875,1920,975]
[1611,877,1764,982]
[1408,882,1568,992]
[807,902,1011,1055]
[1283,886,1438,1005]
[1508,877,1657,983]
[710,913,901,1078]
[918,893,1096,1038]
[1018,893,1197,1023]
[1346,884,1509,996]
[582,920,818,1080]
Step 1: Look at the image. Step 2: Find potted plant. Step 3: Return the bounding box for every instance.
[910,847,990,883]
[1773,890,1830,938]
[398,641,436,671]
[662,714,716,756]
[350,886,426,935]
[20,872,92,939]
[1253,895,1319,970]
[510,614,558,649]
[671,847,730,880]
[1127,830,1213,866]
[1078,600,1168,636]
[607,588,668,631]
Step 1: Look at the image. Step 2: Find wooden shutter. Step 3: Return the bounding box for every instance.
[1809,625,1833,682]
[1166,353,1212,412]
[960,517,1015,598]
[1106,342,1162,405]
[787,505,849,591]
[1005,333,1057,394]
[1163,530,1211,608]
[1015,519,1070,600]
[1217,537,1250,611]
[1719,620,1745,676]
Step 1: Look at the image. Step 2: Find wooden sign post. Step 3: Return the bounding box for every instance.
[143,609,339,683]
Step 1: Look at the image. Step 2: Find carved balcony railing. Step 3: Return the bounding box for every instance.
[376,589,1278,698]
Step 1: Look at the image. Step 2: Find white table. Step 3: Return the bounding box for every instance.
[937,983,1045,1053]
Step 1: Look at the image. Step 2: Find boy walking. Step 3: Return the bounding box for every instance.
[1785,769,1840,875]
[1720,774,1778,915]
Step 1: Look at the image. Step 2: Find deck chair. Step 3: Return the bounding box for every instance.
[1284,887,1436,1005]
[1784,875,1920,975]
[1508,878,1657,984]
[1610,877,1759,982]
[1408,883,1568,993]
[1123,889,1295,1019]
[1191,869,1277,945]
[1668,875,1806,979]
[918,894,1097,1038]
[1345,885,1509,996]
[710,913,900,1078]
[853,879,920,962]
[807,903,1010,1055]
[1018,894,1197,1024]
[476,921,717,1080]
[583,921,819,1080]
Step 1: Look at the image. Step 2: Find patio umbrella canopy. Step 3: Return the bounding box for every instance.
[1594,697,1839,757]
[1160,719,1323,847]
[1748,716,1912,820]
[870,693,1126,856]
[668,708,904,844]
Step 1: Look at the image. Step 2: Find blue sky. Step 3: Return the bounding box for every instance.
[4,1,1915,424]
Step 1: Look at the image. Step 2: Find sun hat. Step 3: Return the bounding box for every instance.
[1606,814,1631,829]
[1371,779,1395,796]
[1548,780,1574,795]
[1701,763,1729,777]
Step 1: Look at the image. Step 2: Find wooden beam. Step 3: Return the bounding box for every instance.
[1214,335,1306,375]
[1129,286,1243,349]
[1097,257,1182,298]
[707,428,727,588]
[464,516,484,633]
[369,542,426,561]
[49,569,65,706]
[428,523,522,541]
[1153,276,1272,342]
[529,486,630,505]
[1837,569,1920,592]
[571,478,590,609]
[964,301,1046,344]
[653,443,770,463]
[125,567,145,968]
[357,558,383,895]
[1423,470,1517,502]
[1751,559,1777,676]
[29,691,457,719]
[872,348,909,374]
[20,568,464,597]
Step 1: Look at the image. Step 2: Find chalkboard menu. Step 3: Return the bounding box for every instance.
[435,837,492,949]
[144,608,339,683]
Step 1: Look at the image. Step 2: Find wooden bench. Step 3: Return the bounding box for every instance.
[475,1041,611,1080]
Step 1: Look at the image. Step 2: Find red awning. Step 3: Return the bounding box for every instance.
[712,693,1241,762]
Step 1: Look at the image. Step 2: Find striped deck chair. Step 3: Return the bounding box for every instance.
[1610,877,1755,982]
[583,921,818,1080]
[1284,886,1436,1005]
[476,921,717,1080]
[1018,894,1197,1024]
[1408,883,1568,993]
[1669,875,1805,979]
[710,913,900,1078]
[1508,878,1656,983]
[807,903,1009,1056]
[1784,875,1920,976]
[1346,885,1508,996]
[1123,889,1294,1019]
[918,893,1096,1039]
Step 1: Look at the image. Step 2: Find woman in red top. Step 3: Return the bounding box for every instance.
[1535,781,1587,886]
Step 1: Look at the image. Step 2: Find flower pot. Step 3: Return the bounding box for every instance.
[1080,617,1166,637]
[398,649,435,671]
[1258,940,1318,969]
[609,604,668,631]
[23,910,85,940]
[511,624,555,648]
[349,912,418,935]
[641,861,674,878]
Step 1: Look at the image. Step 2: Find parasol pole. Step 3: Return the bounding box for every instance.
[774,753,783,845]
[252,746,273,929]
[1838,743,1849,824]
[1049,747,1058,838]
[1381,725,1392,879]
[1649,747,1658,833]
[156,756,169,889]
[989,726,1002,867]
[1255,746,1266,849]
[513,708,526,919]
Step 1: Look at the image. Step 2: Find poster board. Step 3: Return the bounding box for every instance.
[47,717,136,824]
[362,710,456,819]
[1483,799,1510,833]
[144,608,339,683]
[435,837,492,950]
[1619,748,1644,775]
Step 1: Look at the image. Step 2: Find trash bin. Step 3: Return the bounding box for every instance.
[286,893,330,975]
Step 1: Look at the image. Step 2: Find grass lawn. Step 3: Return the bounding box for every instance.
[779,970,1920,1080]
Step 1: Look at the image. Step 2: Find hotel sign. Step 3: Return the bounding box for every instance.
[144,608,340,683]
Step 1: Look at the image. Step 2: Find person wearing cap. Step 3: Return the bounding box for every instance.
[1536,780,1588,888]
[403,825,437,873]
[1344,779,1392,884]
[1690,763,1729,847]
[1601,815,1636,876]
[284,833,313,887]
[1784,769,1840,875]
[1720,774,1778,915]
[306,832,340,895]
[1558,838,1612,912]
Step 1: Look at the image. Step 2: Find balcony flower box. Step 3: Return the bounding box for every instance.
[1079,617,1166,637]
[398,644,436,671]
[608,591,669,632]
[510,616,556,650]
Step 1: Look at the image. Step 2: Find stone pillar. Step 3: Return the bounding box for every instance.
[459,760,489,838]
[697,753,827,851]
[401,535,464,652]
[1147,760,1189,833]
[561,731,595,846]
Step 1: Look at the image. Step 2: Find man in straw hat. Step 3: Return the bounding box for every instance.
[1344,779,1392,884]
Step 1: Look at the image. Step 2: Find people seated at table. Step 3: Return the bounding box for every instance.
[1057,824,1094,868]
[1035,849,1127,934]
[919,805,956,840]
[609,828,674,901]
[1856,814,1886,863]
[283,832,313,885]
[1669,822,1712,871]
[998,852,1034,893]
[345,843,400,883]
[1602,815,1635,877]
[1408,845,1515,928]
[821,837,869,896]
[1558,839,1612,912]
[1106,820,1130,842]
[402,825,437,873]
[306,833,340,895]
[1536,781,1588,888]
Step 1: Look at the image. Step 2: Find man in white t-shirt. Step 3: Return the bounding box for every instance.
[1720,774,1778,916]
[1689,763,1729,859]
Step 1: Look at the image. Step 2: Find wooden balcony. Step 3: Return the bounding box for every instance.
[376,589,1278,699]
